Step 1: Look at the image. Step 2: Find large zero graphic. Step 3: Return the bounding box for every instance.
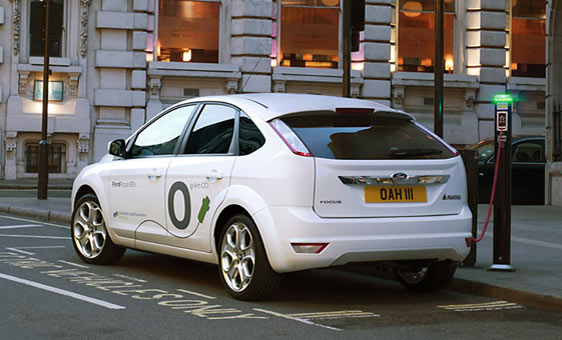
[168,182,191,230]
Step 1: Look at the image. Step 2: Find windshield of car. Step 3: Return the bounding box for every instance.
[469,140,495,162]
[280,111,456,160]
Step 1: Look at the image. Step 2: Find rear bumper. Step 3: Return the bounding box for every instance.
[253,206,472,273]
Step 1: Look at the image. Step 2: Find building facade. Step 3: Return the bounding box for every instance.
[0,0,558,204]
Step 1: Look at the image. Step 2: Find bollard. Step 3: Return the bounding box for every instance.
[459,149,478,267]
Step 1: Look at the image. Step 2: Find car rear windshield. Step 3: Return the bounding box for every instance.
[280,111,456,160]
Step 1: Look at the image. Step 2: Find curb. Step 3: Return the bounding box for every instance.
[0,185,72,190]
[0,204,70,225]
[447,278,562,313]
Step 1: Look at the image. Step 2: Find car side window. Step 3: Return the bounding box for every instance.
[130,105,195,158]
[513,141,544,163]
[184,104,236,154]
[239,112,265,155]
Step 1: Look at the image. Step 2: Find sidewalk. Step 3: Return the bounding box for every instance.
[0,191,561,312]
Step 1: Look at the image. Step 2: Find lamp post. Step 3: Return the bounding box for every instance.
[434,0,444,138]
[38,0,50,200]
[342,0,352,98]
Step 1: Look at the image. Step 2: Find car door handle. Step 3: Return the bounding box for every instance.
[147,169,162,181]
[206,170,224,180]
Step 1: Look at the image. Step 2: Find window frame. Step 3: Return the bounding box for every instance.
[508,0,547,78]
[395,0,458,73]
[24,141,67,173]
[153,0,224,64]
[272,0,344,69]
[27,0,67,58]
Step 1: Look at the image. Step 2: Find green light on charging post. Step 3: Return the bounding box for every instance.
[492,93,514,104]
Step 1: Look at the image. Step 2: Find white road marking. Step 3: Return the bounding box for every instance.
[177,289,217,300]
[288,310,379,319]
[0,224,43,230]
[438,300,523,312]
[6,247,35,255]
[0,234,70,240]
[254,308,341,331]
[113,274,147,283]
[0,272,126,310]
[10,246,66,250]
[58,260,89,268]
[5,246,66,256]
[0,214,68,229]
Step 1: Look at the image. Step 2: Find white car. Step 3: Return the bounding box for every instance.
[71,93,472,300]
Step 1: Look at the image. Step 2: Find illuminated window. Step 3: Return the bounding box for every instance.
[29,0,64,57]
[157,0,220,63]
[511,0,546,78]
[398,0,455,73]
[279,0,340,69]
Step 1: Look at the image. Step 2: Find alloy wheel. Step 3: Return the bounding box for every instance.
[220,222,256,292]
[72,201,107,259]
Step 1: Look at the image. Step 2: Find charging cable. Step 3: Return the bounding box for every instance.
[472,131,504,243]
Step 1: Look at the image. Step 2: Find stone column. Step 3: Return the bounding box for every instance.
[231,0,272,93]
[466,0,508,139]
[362,0,393,106]
[92,0,148,161]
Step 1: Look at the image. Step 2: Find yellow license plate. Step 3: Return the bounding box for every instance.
[365,186,427,203]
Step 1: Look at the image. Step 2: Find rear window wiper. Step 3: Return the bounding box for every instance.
[389,147,443,158]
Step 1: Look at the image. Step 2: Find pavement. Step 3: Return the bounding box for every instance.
[1,179,561,312]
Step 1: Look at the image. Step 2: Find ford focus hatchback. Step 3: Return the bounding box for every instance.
[71,93,472,300]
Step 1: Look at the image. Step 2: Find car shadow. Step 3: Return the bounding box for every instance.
[109,250,455,307]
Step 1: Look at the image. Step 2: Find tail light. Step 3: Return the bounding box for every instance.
[269,119,312,157]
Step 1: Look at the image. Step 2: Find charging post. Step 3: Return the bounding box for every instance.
[489,94,515,272]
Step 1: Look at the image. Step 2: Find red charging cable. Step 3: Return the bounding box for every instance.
[472,131,503,243]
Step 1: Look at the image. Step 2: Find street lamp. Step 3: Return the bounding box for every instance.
[38,0,50,200]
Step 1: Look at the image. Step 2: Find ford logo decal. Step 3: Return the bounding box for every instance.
[391,172,408,180]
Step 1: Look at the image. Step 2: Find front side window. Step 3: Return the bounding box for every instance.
[511,0,546,78]
[131,105,195,157]
[157,0,220,63]
[279,0,340,68]
[398,0,455,73]
[29,0,64,57]
[184,104,236,154]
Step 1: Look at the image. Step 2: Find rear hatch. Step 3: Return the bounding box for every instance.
[280,110,466,218]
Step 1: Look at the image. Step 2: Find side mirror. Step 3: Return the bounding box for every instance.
[108,139,126,158]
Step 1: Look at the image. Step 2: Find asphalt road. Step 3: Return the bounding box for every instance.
[1,214,561,340]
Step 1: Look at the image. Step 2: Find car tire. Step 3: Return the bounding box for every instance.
[394,260,457,292]
[71,193,125,265]
[218,214,280,301]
